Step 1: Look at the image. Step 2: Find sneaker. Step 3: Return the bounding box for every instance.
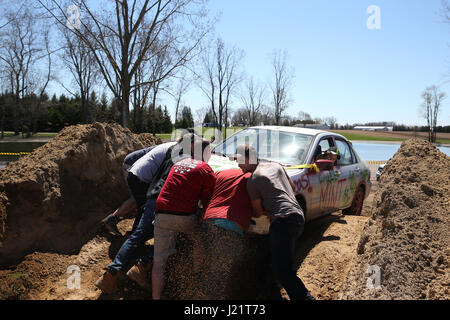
[126,262,152,291]
[304,291,316,301]
[95,270,121,294]
[102,215,122,237]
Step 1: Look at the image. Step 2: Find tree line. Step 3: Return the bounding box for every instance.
[0,91,183,136]
[0,1,447,141]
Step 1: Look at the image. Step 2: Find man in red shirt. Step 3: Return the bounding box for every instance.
[199,168,262,299]
[152,137,216,300]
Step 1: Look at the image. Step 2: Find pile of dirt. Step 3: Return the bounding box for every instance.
[340,139,449,300]
[0,123,161,267]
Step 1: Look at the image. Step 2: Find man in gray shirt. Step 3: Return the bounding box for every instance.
[237,145,314,301]
[95,141,177,294]
[129,142,177,184]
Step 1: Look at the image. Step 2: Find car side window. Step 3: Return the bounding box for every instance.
[336,140,355,166]
[314,137,335,162]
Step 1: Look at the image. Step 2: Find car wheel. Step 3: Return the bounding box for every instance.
[343,187,365,216]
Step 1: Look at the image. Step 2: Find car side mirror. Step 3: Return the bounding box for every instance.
[315,159,334,171]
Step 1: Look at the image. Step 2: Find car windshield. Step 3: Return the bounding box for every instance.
[213,128,314,166]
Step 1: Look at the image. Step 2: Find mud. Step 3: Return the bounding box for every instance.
[0,123,160,267]
[340,139,449,300]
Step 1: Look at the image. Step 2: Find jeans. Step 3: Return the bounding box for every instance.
[126,173,150,232]
[269,213,310,300]
[107,198,157,274]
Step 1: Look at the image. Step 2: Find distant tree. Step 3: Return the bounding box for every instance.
[270,50,294,125]
[324,117,338,129]
[176,106,194,129]
[231,108,249,127]
[241,77,266,126]
[59,25,98,124]
[162,106,173,133]
[203,108,213,124]
[0,8,52,137]
[420,86,445,143]
[173,77,190,126]
[199,37,243,137]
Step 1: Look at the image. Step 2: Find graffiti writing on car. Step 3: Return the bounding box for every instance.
[320,177,347,208]
[294,173,312,193]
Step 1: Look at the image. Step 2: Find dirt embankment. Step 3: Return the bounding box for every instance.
[0,123,160,267]
[340,139,449,300]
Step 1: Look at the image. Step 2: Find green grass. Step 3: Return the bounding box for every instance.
[33,132,58,137]
[155,133,173,140]
[331,131,450,144]
[330,132,406,142]
[0,131,57,139]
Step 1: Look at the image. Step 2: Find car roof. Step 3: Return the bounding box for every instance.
[248,126,347,140]
[249,125,324,136]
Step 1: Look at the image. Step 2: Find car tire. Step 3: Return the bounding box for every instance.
[343,186,365,216]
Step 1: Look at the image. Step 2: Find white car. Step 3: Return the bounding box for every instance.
[208,126,372,234]
[376,164,386,181]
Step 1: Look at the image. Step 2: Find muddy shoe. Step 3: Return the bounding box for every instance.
[102,215,122,237]
[126,262,152,291]
[95,270,121,294]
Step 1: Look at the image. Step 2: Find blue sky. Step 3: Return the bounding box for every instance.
[184,0,450,126]
[48,0,450,126]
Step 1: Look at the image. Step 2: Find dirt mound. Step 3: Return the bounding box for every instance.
[0,123,161,267]
[340,139,449,300]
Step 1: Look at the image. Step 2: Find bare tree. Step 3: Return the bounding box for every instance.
[0,8,51,136]
[198,37,243,138]
[270,49,294,125]
[194,106,208,125]
[298,111,312,122]
[38,0,211,128]
[324,117,337,129]
[173,76,190,124]
[420,86,445,143]
[241,77,265,126]
[59,25,98,124]
[0,1,26,32]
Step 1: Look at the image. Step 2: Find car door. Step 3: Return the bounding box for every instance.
[307,136,341,219]
[334,138,360,209]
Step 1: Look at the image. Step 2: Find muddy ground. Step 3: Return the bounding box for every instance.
[0,126,447,300]
[0,186,375,300]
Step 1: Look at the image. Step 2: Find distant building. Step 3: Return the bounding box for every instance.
[353,126,393,132]
[203,122,219,128]
[294,123,330,130]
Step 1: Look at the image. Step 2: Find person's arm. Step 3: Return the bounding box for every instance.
[247,177,268,218]
[250,199,265,218]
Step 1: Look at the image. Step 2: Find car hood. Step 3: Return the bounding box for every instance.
[208,154,240,173]
[208,154,305,176]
